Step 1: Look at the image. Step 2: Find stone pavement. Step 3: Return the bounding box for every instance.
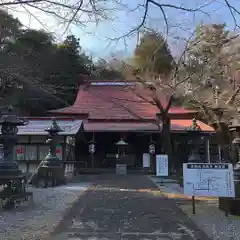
[51,175,212,240]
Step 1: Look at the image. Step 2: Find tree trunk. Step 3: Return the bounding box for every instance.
[214,123,232,163]
[161,114,175,174]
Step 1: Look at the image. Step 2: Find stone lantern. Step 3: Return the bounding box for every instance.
[44,118,63,164]
[0,106,31,209]
[0,106,28,182]
[37,118,64,187]
[218,108,240,215]
[115,137,128,175]
[229,108,240,183]
[185,118,203,163]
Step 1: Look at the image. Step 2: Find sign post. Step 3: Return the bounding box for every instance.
[192,196,196,214]
[183,163,235,215]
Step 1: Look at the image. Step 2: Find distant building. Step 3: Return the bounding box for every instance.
[15,118,83,176]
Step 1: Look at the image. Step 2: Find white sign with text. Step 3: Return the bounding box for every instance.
[183,163,235,197]
[143,153,150,168]
[156,154,168,176]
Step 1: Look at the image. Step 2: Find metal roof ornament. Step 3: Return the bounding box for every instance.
[186,118,201,132]
[115,137,128,146]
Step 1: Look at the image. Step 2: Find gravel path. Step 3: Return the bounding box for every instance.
[51,174,211,240]
[0,182,90,240]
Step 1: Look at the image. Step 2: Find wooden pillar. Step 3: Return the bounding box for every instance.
[27,136,31,173]
[92,132,95,168]
[206,139,210,163]
[218,144,222,163]
[63,136,66,161]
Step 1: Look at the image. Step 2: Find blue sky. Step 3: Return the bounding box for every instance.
[70,0,240,58]
[11,0,240,58]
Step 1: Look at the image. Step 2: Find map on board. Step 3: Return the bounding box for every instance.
[183,163,235,197]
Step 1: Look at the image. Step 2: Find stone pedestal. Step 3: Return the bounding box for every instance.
[219,181,240,215]
[116,164,127,175]
[116,155,128,175]
[35,165,65,188]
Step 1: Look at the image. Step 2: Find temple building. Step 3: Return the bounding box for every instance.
[40,80,216,173]
[14,119,83,176]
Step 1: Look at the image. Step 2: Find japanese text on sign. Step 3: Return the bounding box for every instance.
[183,163,235,197]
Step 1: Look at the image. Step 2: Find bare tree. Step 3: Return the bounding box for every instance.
[0,0,239,37]
[1,1,240,157]
[2,0,117,36]
[100,22,240,172]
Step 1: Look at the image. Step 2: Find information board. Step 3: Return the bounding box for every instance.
[183,163,235,197]
[156,154,168,176]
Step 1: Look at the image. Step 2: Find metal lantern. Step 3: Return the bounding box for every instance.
[115,138,128,146]
[149,142,155,155]
[88,140,96,154]
[115,138,128,157]
[88,139,96,168]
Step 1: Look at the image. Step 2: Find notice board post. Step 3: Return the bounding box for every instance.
[183,163,235,215]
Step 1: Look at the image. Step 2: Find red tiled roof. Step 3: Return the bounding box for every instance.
[84,119,214,132]
[171,119,214,132]
[49,83,197,120]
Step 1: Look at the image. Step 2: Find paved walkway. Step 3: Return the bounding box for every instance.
[51,175,212,240]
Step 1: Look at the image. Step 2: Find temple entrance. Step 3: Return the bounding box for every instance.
[75,131,161,173]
